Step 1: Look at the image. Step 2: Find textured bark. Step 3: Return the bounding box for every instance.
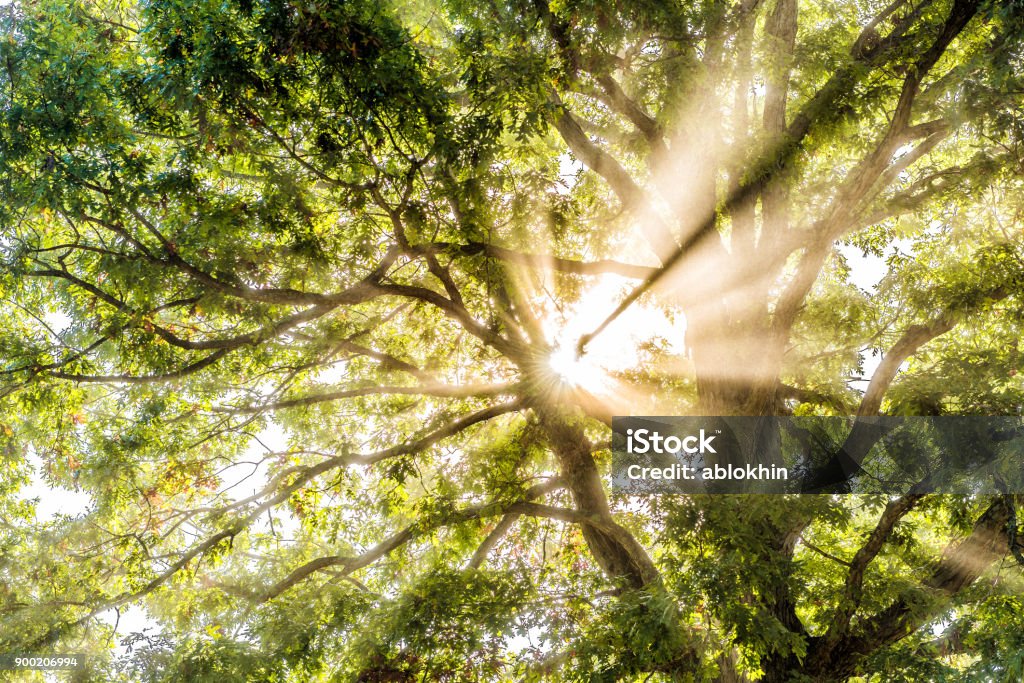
[690,310,753,416]
[761,0,797,242]
[760,522,811,683]
[541,415,659,588]
[856,315,956,416]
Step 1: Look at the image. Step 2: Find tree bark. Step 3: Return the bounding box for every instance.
[540,414,659,588]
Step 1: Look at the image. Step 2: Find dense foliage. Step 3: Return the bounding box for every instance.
[2,0,1024,680]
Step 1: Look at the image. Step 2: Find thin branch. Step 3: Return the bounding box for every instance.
[259,478,564,600]
[49,349,230,385]
[821,492,927,649]
[799,536,852,567]
[467,512,521,569]
[371,283,523,359]
[213,382,519,414]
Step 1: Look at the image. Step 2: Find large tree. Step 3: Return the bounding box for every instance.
[2,0,1024,680]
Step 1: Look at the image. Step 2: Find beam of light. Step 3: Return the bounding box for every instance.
[519,69,817,407]
[547,342,599,388]
[538,274,687,407]
[563,59,807,363]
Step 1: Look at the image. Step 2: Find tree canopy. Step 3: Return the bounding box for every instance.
[2,0,1024,680]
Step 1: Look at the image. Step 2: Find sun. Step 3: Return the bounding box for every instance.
[537,274,688,399]
[547,342,600,388]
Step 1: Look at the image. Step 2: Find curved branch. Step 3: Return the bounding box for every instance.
[334,339,433,382]
[371,283,523,359]
[587,72,667,157]
[549,94,646,211]
[820,492,927,651]
[856,313,957,416]
[260,478,565,600]
[222,400,526,514]
[214,382,519,414]
[48,348,230,384]
[84,212,399,306]
[467,512,521,569]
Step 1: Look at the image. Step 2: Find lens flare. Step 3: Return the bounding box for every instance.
[547,343,598,388]
[536,274,688,404]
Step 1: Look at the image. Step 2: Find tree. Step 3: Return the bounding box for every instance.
[2,0,1024,679]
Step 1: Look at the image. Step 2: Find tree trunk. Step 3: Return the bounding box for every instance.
[540,414,659,588]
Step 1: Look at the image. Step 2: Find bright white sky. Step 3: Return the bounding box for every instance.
[839,243,888,391]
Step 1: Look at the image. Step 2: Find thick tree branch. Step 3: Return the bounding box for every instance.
[820,492,927,651]
[549,95,644,209]
[587,72,667,157]
[801,287,1009,492]
[540,413,660,588]
[760,0,798,243]
[856,313,957,416]
[409,242,658,279]
[577,0,979,359]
